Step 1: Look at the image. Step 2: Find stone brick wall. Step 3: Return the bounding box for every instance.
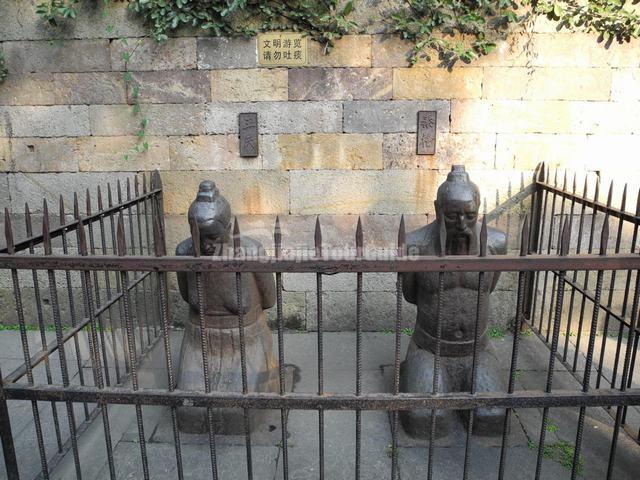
[1,0,639,331]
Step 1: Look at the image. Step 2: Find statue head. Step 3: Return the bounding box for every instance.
[188,181,232,255]
[434,165,480,255]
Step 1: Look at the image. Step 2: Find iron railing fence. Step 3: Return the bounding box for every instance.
[0,165,638,480]
[0,172,165,479]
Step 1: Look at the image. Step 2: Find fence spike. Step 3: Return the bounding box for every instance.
[86,188,92,216]
[582,175,589,199]
[154,211,167,257]
[274,215,282,259]
[151,170,163,191]
[562,170,567,190]
[233,217,241,257]
[553,168,558,187]
[4,208,14,255]
[520,172,524,192]
[356,216,363,258]
[126,177,132,201]
[606,180,614,208]
[73,192,80,220]
[560,216,571,257]
[97,185,104,211]
[479,215,488,257]
[134,175,140,197]
[107,183,113,208]
[59,195,65,225]
[42,199,52,255]
[314,216,322,258]
[600,218,610,256]
[77,215,88,256]
[636,187,640,217]
[117,179,123,204]
[24,203,32,237]
[520,215,529,257]
[537,162,546,182]
[572,173,577,194]
[594,176,600,203]
[620,184,628,211]
[398,214,405,258]
[142,172,148,194]
[439,218,446,258]
[116,214,126,257]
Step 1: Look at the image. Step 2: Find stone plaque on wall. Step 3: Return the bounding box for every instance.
[416,111,437,155]
[239,113,258,157]
[258,32,308,67]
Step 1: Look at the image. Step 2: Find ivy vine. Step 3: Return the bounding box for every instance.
[120,38,150,161]
[0,50,7,84]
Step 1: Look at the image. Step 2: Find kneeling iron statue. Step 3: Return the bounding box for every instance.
[175,181,278,434]
[401,165,507,437]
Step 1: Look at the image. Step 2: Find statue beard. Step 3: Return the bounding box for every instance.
[448,232,472,255]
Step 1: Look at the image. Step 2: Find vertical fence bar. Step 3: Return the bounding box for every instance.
[42,200,83,480]
[427,220,446,480]
[498,216,530,479]
[59,196,91,419]
[234,218,254,480]
[77,218,116,480]
[108,184,130,375]
[97,187,122,385]
[463,217,488,479]
[524,164,544,321]
[141,175,159,339]
[134,177,152,346]
[600,184,626,389]
[189,219,219,480]
[571,219,609,480]
[562,175,580,364]
[531,166,550,332]
[116,214,150,480]
[573,176,600,372]
[152,213,184,480]
[391,216,404,480]
[85,190,111,387]
[25,203,64,452]
[314,216,325,480]
[534,217,570,480]
[355,216,363,480]
[4,209,47,479]
[539,170,559,340]
[274,216,289,480]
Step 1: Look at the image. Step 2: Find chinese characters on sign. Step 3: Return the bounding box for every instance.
[239,113,258,158]
[416,111,437,155]
[258,32,308,67]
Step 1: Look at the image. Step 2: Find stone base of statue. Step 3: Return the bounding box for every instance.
[399,337,507,438]
[176,307,279,435]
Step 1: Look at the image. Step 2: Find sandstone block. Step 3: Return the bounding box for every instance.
[571,101,640,134]
[494,134,590,171]
[197,37,257,69]
[343,100,450,133]
[111,38,197,71]
[482,67,611,101]
[306,291,416,331]
[168,135,278,170]
[531,33,640,68]
[0,74,57,106]
[0,138,9,172]
[276,133,383,170]
[307,35,371,67]
[11,137,79,172]
[211,69,288,101]
[54,72,127,104]
[0,1,145,41]
[90,104,205,136]
[77,136,170,172]
[289,68,391,100]
[206,101,342,134]
[130,71,210,103]
[451,100,574,134]
[393,67,482,99]
[290,169,439,214]
[383,132,495,169]
[161,170,289,215]
[0,105,90,137]
[372,35,416,68]
[611,69,640,101]
[2,39,110,73]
